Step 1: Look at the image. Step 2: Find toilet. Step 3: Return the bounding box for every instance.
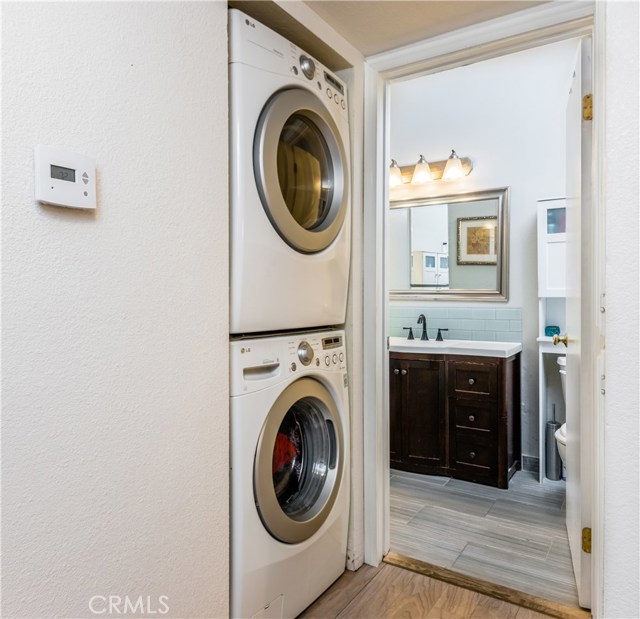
[555,356,567,466]
[557,355,566,400]
[555,421,567,464]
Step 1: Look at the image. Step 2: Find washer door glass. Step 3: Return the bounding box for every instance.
[273,399,332,517]
[255,378,344,544]
[254,88,349,254]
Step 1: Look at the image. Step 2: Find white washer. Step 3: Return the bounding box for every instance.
[229,9,351,335]
[230,330,350,619]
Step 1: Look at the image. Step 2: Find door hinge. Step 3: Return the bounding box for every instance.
[582,527,592,554]
[583,94,593,120]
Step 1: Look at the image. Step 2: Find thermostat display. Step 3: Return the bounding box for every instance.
[50,164,76,182]
[35,145,96,210]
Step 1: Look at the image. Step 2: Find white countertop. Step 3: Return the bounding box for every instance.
[388,337,522,358]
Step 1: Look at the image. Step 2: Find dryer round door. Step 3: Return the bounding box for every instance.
[254,88,349,254]
[254,377,344,544]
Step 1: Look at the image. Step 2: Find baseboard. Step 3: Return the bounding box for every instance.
[522,455,540,474]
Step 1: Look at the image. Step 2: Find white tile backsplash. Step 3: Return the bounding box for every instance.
[389,306,523,343]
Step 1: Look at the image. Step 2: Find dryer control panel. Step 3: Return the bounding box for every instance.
[229,8,349,119]
[230,330,347,396]
[288,49,348,116]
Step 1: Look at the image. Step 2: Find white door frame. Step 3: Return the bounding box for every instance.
[362,1,605,614]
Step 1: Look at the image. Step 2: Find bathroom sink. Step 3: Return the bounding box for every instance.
[388,337,522,358]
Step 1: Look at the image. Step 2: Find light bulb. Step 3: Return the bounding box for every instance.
[389,159,403,187]
[442,149,464,180]
[411,155,433,184]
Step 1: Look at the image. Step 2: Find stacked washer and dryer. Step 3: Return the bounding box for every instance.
[228,9,352,619]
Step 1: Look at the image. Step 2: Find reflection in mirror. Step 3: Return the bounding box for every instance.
[389,188,509,301]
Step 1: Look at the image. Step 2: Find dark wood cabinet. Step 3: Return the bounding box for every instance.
[389,356,447,474]
[389,352,520,489]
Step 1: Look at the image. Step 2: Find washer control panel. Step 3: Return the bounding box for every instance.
[287,332,346,374]
[230,330,347,396]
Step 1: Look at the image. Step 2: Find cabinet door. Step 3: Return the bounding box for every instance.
[389,357,404,466]
[537,199,567,297]
[403,358,447,471]
[422,253,438,285]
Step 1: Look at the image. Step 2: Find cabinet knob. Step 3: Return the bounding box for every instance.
[468,378,476,385]
[468,415,475,422]
[401,369,408,376]
[469,451,476,460]
[393,369,400,375]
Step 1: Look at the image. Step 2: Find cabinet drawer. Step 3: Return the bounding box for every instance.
[453,401,495,431]
[449,361,498,399]
[454,432,496,471]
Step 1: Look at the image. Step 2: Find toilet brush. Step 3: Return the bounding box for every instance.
[546,403,561,481]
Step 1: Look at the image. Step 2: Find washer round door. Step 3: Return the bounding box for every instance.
[254,88,349,254]
[254,378,344,544]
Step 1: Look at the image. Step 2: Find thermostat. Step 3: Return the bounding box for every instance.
[34,145,96,209]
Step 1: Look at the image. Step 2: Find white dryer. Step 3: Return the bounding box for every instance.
[230,330,350,618]
[229,9,351,335]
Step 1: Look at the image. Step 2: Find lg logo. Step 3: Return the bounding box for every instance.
[89,595,169,616]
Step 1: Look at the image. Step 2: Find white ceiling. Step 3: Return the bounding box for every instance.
[303,0,546,57]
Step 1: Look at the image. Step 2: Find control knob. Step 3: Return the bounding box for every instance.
[297,341,314,366]
[299,55,316,80]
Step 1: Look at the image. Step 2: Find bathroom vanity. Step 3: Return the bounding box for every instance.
[389,339,522,489]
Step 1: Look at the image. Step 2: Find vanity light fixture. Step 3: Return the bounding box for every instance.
[411,154,433,184]
[389,159,403,187]
[442,149,465,180]
[389,151,473,185]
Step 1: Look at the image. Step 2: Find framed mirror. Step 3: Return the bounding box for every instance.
[388,187,509,301]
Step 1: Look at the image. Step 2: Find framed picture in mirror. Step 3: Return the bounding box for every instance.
[457,216,498,265]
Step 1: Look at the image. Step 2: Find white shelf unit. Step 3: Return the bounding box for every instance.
[537,199,567,482]
[537,198,567,297]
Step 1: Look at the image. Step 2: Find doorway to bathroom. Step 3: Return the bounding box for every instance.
[362,4,603,613]
[385,36,584,609]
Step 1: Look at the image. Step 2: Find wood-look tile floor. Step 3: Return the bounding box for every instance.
[389,469,578,607]
[299,563,555,619]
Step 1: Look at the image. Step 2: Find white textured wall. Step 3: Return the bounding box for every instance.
[389,39,579,458]
[1,3,229,617]
[602,1,640,617]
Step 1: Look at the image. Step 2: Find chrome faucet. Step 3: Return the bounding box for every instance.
[417,314,428,341]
